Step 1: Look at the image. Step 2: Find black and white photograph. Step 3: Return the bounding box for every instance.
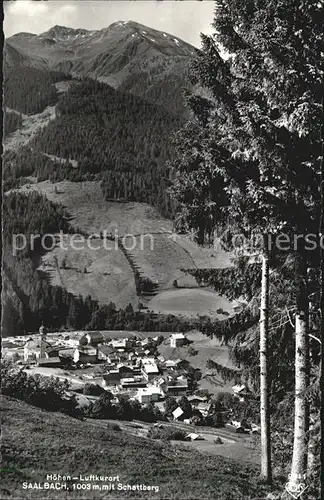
[1,1,323,499]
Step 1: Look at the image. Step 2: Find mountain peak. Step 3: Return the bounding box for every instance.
[41,25,95,40]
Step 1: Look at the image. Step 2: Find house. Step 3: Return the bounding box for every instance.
[135,386,164,404]
[85,331,104,346]
[250,423,260,434]
[170,333,186,348]
[142,364,159,380]
[188,395,208,406]
[141,338,152,347]
[111,339,130,351]
[58,348,76,361]
[73,347,98,364]
[172,407,184,421]
[142,356,156,364]
[118,364,135,378]
[166,376,188,394]
[196,402,212,417]
[120,377,147,390]
[186,433,204,441]
[37,357,62,367]
[24,338,58,363]
[232,384,249,401]
[134,347,146,358]
[97,345,119,363]
[155,377,167,388]
[225,422,245,433]
[165,358,182,368]
[102,370,121,387]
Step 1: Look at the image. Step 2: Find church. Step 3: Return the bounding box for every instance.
[24,325,60,365]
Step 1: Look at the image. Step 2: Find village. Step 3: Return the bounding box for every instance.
[3,326,259,440]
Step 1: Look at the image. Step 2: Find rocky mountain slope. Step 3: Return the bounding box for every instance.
[5,21,198,116]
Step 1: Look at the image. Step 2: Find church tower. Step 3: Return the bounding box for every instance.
[39,324,47,359]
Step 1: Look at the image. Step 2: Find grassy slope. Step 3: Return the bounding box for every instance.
[10,181,235,315]
[1,396,274,500]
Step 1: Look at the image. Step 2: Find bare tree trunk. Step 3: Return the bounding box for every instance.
[288,245,309,493]
[319,92,324,500]
[260,233,272,483]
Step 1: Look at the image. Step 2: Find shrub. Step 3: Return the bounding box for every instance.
[188,345,198,356]
[83,383,106,396]
[148,427,188,441]
[107,423,121,431]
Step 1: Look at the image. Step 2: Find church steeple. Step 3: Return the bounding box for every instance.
[39,324,46,358]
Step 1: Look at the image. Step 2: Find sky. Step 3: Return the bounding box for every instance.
[4,1,216,48]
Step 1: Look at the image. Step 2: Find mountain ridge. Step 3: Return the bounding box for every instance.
[5,21,197,116]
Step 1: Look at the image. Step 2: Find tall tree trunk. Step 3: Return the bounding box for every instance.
[319,91,324,500]
[288,243,309,493]
[260,233,272,483]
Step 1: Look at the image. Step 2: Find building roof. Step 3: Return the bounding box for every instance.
[186,433,201,441]
[197,402,212,412]
[232,384,247,393]
[172,407,184,419]
[25,339,53,350]
[77,347,97,355]
[170,333,186,340]
[98,345,116,356]
[142,357,156,365]
[118,363,133,372]
[112,338,128,346]
[103,371,120,381]
[143,364,159,374]
[86,331,104,342]
[58,348,75,357]
[38,357,61,365]
[137,387,163,396]
[167,379,188,388]
[188,395,208,403]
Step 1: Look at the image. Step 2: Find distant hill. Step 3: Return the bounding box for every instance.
[1,396,270,500]
[5,21,198,116]
[4,77,181,216]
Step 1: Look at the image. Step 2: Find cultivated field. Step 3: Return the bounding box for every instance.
[148,288,239,319]
[39,234,137,308]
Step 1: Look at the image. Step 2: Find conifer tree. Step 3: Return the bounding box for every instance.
[170,0,323,486]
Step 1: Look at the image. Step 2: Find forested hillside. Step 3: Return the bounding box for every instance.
[4,66,70,115]
[3,110,22,137]
[3,147,77,190]
[24,79,182,216]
